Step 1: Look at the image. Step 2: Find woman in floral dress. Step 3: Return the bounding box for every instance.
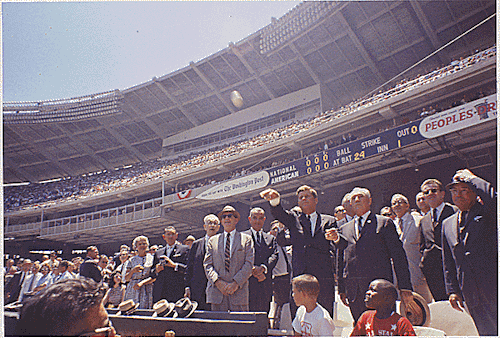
[123,235,155,309]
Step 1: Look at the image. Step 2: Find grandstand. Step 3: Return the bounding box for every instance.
[3,1,496,257]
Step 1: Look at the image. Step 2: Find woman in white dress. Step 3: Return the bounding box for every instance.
[123,235,155,309]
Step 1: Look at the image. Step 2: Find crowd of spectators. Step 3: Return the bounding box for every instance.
[4,46,496,214]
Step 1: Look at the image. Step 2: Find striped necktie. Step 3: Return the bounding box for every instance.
[224,233,231,272]
[433,209,438,223]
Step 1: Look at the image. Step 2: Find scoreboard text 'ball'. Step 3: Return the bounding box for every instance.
[230,90,244,108]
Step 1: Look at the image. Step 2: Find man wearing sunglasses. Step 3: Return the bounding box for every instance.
[442,169,497,336]
[204,205,254,311]
[418,178,458,302]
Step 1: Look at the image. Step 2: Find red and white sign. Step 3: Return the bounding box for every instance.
[420,94,497,138]
[176,189,192,200]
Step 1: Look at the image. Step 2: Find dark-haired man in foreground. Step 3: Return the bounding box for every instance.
[16,278,116,336]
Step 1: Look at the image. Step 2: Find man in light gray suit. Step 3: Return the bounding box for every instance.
[204,205,254,311]
[391,193,433,303]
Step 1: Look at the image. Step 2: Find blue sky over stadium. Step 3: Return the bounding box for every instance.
[2,1,298,102]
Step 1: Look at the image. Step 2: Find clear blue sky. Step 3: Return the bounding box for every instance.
[2,1,299,102]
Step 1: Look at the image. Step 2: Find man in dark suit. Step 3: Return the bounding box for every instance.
[184,214,220,310]
[442,169,497,336]
[79,246,102,283]
[326,187,413,323]
[261,185,337,316]
[150,226,189,303]
[419,178,458,301]
[242,207,278,314]
[5,259,32,304]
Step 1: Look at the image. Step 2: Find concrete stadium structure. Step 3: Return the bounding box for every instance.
[3,1,496,256]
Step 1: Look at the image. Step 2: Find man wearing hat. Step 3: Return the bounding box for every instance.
[442,169,497,336]
[204,205,254,311]
[185,214,220,310]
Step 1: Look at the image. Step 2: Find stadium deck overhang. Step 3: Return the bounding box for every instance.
[4,55,497,248]
[3,0,496,184]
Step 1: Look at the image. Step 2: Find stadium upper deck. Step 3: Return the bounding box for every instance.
[3,1,496,184]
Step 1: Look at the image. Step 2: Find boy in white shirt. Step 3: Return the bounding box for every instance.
[292,274,335,336]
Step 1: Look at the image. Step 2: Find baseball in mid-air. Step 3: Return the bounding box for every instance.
[230,90,244,108]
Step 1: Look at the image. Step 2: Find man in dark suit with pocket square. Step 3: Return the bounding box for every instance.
[242,207,278,314]
[261,185,337,316]
[184,214,220,310]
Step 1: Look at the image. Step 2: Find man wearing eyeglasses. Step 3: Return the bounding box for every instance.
[419,178,458,302]
[442,169,497,336]
[185,214,220,310]
[391,193,433,304]
[242,207,278,314]
[204,205,254,311]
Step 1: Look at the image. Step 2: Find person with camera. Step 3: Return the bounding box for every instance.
[150,226,189,303]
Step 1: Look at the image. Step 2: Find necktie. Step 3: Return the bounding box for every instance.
[307,215,315,236]
[27,274,36,292]
[224,233,231,272]
[396,218,403,237]
[432,209,438,223]
[356,217,363,239]
[256,232,262,246]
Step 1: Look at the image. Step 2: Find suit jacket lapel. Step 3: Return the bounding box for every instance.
[218,233,225,260]
[312,214,322,237]
[231,232,240,256]
[200,238,206,256]
[444,214,459,248]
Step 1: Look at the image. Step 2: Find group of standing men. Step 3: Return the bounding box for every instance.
[136,168,495,336]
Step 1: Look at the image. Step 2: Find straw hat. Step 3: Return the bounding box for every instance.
[400,292,431,326]
[117,299,139,316]
[152,299,177,318]
[217,205,240,220]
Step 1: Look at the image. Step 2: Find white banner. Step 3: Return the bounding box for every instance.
[196,171,270,200]
[420,94,497,138]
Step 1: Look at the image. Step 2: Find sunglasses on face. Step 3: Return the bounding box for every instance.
[221,214,234,219]
[423,188,440,195]
[206,221,220,225]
